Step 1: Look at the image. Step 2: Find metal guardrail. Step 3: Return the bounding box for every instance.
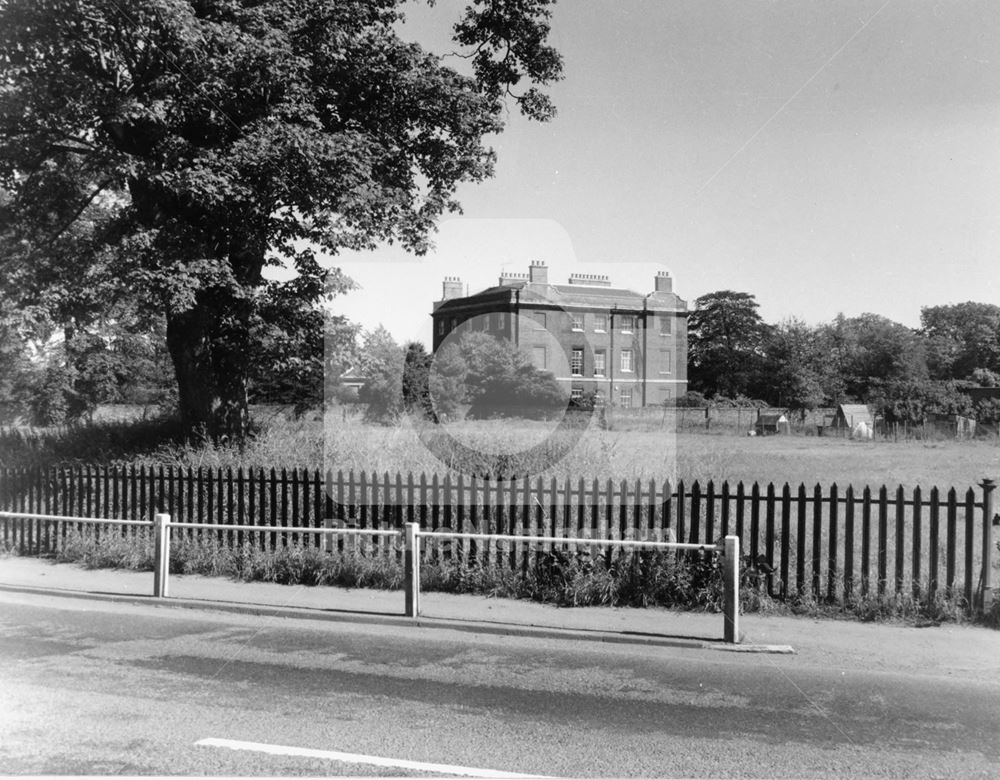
[0,511,741,644]
[0,511,151,527]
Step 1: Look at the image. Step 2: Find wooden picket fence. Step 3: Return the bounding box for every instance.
[0,466,995,612]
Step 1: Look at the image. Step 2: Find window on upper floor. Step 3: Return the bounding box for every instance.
[659,350,672,374]
[593,313,607,332]
[660,315,672,336]
[620,314,636,333]
[532,346,547,370]
[620,349,634,373]
[570,312,583,331]
[571,348,584,376]
[593,350,606,377]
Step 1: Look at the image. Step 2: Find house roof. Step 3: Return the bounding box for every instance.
[835,404,874,424]
[434,279,686,314]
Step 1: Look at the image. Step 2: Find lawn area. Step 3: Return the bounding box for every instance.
[675,433,1000,491]
[323,411,1000,492]
[5,407,998,494]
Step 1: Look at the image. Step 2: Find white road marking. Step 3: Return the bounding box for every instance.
[196,737,552,778]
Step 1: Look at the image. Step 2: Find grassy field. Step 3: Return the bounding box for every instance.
[673,433,1000,491]
[322,411,1000,491]
[3,407,999,492]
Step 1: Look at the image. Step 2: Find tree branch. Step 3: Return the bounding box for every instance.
[37,178,113,250]
[48,143,95,156]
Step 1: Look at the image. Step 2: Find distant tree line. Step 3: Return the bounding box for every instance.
[5,284,999,430]
[687,291,1000,425]
[0,293,350,427]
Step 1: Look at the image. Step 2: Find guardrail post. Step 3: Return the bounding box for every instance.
[980,478,995,613]
[723,535,740,644]
[323,515,333,554]
[404,522,420,618]
[154,513,171,598]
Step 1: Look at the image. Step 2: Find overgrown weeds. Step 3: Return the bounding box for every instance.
[50,529,732,610]
[0,413,324,470]
[41,529,982,624]
[0,417,189,469]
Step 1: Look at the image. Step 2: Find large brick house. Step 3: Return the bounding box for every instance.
[431,261,687,408]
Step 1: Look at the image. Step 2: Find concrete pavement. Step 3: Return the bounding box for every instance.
[2,553,999,680]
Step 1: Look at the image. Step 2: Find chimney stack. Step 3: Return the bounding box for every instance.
[568,273,611,287]
[528,260,548,284]
[653,270,673,293]
[499,271,529,286]
[442,276,463,300]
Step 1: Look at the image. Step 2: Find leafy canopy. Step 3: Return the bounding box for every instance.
[0,0,563,436]
[429,332,567,420]
[687,290,772,400]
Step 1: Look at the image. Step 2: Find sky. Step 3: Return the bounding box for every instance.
[318,0,1000,346]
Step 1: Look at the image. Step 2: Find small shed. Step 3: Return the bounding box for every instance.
[928,414,977,439]
[831,404,875,435]
[816,413,837,436]
[332,367,368,401]
[755,411,790,436]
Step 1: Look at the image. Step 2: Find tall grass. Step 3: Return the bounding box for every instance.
[0,414,325,470]
[44,527,979,622]
[324,411,677,482]
[4,407,997,489]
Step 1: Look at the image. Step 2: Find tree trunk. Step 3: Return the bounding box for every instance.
[166,286,252,442]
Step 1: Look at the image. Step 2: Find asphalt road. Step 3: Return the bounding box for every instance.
[1,590,998,778]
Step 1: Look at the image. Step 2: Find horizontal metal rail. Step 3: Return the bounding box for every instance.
[166,522,400,537]
[418,531,718,551]
[0,512,742,643]
[0,511,151,527]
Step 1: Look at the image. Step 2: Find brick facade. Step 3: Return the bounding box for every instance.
[431,263,687,407]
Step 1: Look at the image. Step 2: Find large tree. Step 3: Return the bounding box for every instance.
[687,290,772,400]
[0,0,562,439]
[821,313,928,401]
[765,318,829,418]
[357,326,403,424]
[920,302,1000,381]
[428,332,566,420]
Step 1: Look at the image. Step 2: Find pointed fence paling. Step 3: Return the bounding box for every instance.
[0,466,994,612]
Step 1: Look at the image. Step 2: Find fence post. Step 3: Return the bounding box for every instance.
[723,535,740,644]
[153,513,171,598]
[980,478,996,613]
[404,522,420,618]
